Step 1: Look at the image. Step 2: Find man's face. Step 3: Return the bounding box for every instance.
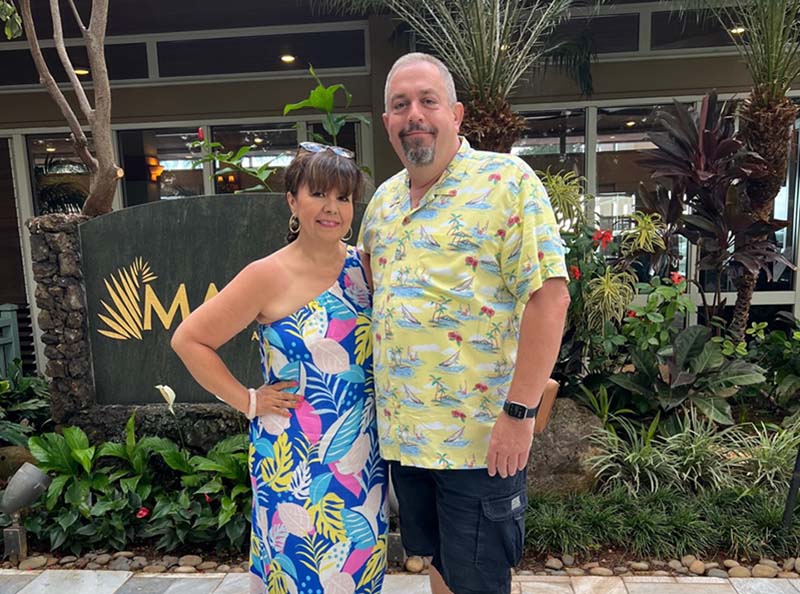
[383,62,463,169]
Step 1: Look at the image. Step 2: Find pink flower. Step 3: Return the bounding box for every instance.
[627,310,637,318]
[136,507,150,519]
[507,215,521,226]
[447,331,463,344]
[465,256,478,270]
[197,127,204,141]
[204,494,212,504]
[474,383,489,393]
[496,229,506,238]
[489,173,501,182]
[479,305,495,317]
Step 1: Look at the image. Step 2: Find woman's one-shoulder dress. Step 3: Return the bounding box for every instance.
[248,246,388,594]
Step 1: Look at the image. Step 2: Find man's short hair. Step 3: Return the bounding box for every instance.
[384,52,458,111]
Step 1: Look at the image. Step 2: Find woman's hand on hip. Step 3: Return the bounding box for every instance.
[255,381,302,417]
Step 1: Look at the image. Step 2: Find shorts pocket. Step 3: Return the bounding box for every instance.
[475,489,527,568]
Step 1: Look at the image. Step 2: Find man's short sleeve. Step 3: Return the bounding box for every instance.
[357,192,379,255]
[500,166,568,303]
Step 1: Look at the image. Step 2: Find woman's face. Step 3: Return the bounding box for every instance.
[288,183,354,243]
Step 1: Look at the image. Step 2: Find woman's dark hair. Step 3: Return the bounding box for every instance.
[284,149,364,243]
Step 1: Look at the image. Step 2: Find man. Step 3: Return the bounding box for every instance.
[358,52,570,594]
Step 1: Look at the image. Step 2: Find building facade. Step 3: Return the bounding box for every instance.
[1,0,798,372]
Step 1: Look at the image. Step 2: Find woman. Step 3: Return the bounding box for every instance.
[171,144,388,594]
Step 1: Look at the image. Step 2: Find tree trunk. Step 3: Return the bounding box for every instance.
[729,91,798,339]
[460,95,527,153]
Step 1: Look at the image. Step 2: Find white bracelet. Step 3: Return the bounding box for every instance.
[247,388,257,420]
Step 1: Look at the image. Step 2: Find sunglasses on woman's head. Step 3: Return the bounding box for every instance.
[298,141,355,159]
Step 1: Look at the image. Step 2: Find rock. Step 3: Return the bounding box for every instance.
[565,568,585,576]
[652,571,671,577]
[546,570,566,576]
[704,562,719,570]
[526,399,603,494]
[629,562,649,571]
[59,556,77,565]
[613,566,628,574]
[95,553,112,566]
[113,551,134,559]
[130,558,147,570]
[668,560,683,571]
[779,572,799,578]
[0,447,37,482]
[162,556,179,568]
[86,563,102,570]
[46,557,58,567]
[178,555,202,567]
[562,554,575,567]
[217,564,231,572]
[143,565,166,573]
[74,558,89,569]
[675,566,689,574]
[109,558,131,571]
[681,554,698,567]
[198,561,218,571]
[708,569,729,578]
[760,558,779,569]
[651,560,666,568]
[752,564,778,578]
[723,559,740,569]
[582,562,599,570]
[19,556,47,571]
[517,570,534,576]
[589,567,614,576]
[784,558,796,572]
[689,560,706,575]
[545,557,563,570]
[230,567,246,573]
[174,566,197,574]
[405,556,424,573]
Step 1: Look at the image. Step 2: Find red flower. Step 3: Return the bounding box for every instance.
[480,305,495,317]
[447,331,463,344]
[378,257,387,266]
[670,271,686,285]
[496,229,506,238]
[204,494,212,504]
[488,173,501,182]
[537,251,545,262]
[507,215,521,226]
[592,229,613,250]
[376,332,382,341]
[136,507,150,519]
[197,127,204,141]
[474,383,489,393]
[569,265,582,280]
[627,310,637,318]
[451,410,466,421]
[465,256,478,270]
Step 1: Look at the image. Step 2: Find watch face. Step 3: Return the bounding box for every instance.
[505,402,527,419]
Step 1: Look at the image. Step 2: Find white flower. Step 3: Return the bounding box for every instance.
[155,384,176,415]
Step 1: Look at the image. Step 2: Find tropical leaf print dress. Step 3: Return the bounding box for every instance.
[248,246,388,594]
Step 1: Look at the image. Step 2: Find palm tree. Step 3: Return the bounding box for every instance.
[313,0,594,152]
[674,0,800,339]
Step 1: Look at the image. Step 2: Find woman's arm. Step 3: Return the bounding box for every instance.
[171,259,299,417]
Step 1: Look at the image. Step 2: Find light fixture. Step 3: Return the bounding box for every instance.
[729,25,746,35]
[625,121,636,128]
[1,463,51,563]
[74,67,90,76]
[281,54,296,64]
[500,44,509,51]
[227,174,235,183]
[254,137,264,144]
[145,156,164,182]
[45,146,56,153]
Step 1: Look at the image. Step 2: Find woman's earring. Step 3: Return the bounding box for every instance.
[288,214,301,233]
[342,227,353,241]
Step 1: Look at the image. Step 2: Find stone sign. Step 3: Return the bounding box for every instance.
[80,194,364,405]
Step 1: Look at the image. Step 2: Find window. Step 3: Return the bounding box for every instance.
[211,124,298,194]
[158,30,366,78]
[512,109,586,179]
[550,14,639,54]
[26,135,91,215]
[651,10,736,51]
[118,129,205,205]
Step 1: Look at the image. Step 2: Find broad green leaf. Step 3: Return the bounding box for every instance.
[692,342,724,373]
[692,396,734,425]
[98,442,127,460]
[673,325,710,371]
[46,475,70,510]
[609,373,650,396]
[71,447,96,474]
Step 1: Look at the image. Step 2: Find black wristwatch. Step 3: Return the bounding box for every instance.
[502,400,538,420]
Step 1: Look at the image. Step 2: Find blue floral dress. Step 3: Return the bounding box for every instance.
[248,246,388,594]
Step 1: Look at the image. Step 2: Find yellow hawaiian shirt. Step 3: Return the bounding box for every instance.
[358,138,567,470]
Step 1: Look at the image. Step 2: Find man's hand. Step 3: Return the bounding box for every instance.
[486,413,534,478]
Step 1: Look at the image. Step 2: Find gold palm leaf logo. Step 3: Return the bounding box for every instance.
[97,258,158,341]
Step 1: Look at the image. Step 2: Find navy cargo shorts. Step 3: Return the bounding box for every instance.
[389,461,528,594]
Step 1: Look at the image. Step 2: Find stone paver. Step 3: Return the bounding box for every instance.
[381,574,431,594]
[730,578,800,594]
[625,583,738,594]
[15,570,132,594]
[115,577,181,594]
[520,582,574,593]
[571,577,627,594]
[210,574,249,594]
[624,576,676,582]
[0,573,39,594]
[163,577,222,594]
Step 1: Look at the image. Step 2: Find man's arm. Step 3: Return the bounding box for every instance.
[486,277,570,478]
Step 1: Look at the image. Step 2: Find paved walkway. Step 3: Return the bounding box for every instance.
[2,571,800,594]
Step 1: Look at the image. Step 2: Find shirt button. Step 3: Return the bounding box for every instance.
[402,216,410,225]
